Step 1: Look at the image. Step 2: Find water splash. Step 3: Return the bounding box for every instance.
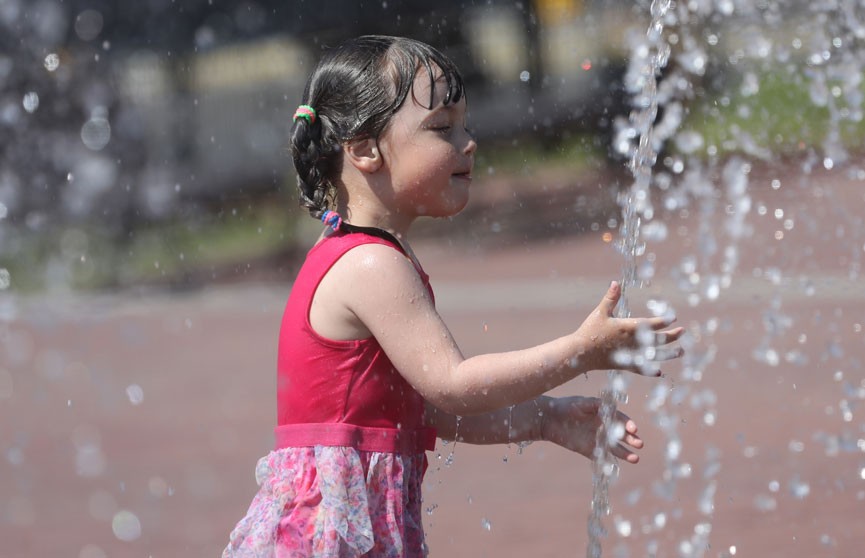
[587,2,674,556]
[590,0,865,555]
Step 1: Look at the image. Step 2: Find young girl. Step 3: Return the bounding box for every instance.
[223,35,684,557]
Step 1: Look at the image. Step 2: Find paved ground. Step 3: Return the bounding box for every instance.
[2,164,864,557]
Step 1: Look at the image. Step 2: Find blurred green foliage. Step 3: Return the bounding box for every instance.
[4,196,299,292]
[683,68,865,158]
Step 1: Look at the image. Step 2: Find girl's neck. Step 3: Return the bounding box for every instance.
[335,202,414,241]
[332,204,422,271]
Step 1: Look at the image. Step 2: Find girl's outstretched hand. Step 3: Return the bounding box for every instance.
[540,396,643,463]
[576,281,685,376]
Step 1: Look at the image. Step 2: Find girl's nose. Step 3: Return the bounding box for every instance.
[463,131,477,155]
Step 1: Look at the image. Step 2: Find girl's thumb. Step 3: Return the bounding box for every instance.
[599,281,620,314]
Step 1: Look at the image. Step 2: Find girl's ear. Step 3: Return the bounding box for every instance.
[343,138,382,173]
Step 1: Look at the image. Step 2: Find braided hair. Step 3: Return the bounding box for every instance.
[290,35,465,219]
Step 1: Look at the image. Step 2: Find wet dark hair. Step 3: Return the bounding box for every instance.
[290,35,465,219]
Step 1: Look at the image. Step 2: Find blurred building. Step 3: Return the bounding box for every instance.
[1,0,634,228]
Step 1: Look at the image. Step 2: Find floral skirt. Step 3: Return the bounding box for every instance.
[222,446,427,557]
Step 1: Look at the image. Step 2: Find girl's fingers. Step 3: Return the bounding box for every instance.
[610,443,640,463]
[655,327,685,344]
[648,315,677,330]
[612,418,643,449]
[609,422,642,463]
[651,345,684,361]
[623,431,643,449]
[616,416,636,433]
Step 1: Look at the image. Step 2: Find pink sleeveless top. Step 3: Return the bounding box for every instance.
[275,231,436,454]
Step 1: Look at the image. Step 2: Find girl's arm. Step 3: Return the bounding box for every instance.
[424,397,646,463]
[327,244,683,416]
[424,399,543,446]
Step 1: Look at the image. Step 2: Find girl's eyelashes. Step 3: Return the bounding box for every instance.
[425,123,473,136]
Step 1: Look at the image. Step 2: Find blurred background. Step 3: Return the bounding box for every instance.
[3,1,865,557]
[1,0,852,290]
[1,0,644,291]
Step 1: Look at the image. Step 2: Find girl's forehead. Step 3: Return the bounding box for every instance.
[409,70,454,110]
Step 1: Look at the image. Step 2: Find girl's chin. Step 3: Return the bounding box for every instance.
[418,194,470,218]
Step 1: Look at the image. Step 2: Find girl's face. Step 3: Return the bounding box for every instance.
[376,67,477,219]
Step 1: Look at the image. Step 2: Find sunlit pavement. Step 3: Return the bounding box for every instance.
[2,166,864,557]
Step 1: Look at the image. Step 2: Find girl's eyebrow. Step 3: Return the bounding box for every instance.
[421,103,455,122]
[421,104,469,130]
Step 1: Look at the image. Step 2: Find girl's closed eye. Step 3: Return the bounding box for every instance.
[427,122,451,133]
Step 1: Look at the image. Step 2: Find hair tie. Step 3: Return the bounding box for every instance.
[320,210,342,231]
[293,104,316,124]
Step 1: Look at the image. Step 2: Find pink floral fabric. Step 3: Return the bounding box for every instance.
[223,446,427,557]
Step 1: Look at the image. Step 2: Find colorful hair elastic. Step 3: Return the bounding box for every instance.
[320,210,342,231]
[293,104,316,124]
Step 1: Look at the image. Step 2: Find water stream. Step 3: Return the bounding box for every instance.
[587,1,674,556]
[588,1,865,556]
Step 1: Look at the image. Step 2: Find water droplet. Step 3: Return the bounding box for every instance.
[44,53,60,71]
[125,384,144,405]
[613,516,632,537]
[75,9,104,41]
[481,517,492,531]
[76,444,106,477]
[788,439,805,453]
[148,476,169,498]
[112,510,142,541]
[753,494,777,511]
[666,439,682,460]
[606,422,626,446]
[641,221,668,242]
[5,446,23,466]
[81,112,111,150]
[705,280,720,301]
[674,130,704,155]
[22,92,39,113]
[789,478,810,499]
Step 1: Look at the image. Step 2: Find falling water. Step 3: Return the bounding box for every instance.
[588,0,865,556]
[587,1,674,556]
